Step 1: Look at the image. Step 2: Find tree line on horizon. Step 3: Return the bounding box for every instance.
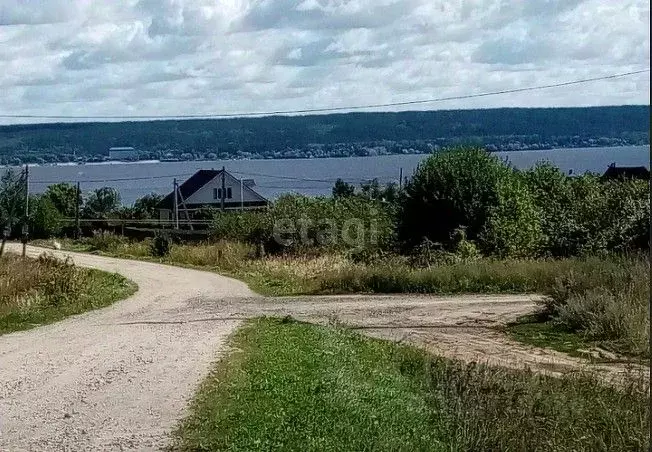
[0,105,648,165]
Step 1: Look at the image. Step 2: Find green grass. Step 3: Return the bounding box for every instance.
[174,318,649,452]
[0,254,137,335]
[505,315,596,357]
[34,238,650,357]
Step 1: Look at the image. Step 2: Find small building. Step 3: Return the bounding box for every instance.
[601,163,650,180]
[157,169,268,220]
[109,146,138,160]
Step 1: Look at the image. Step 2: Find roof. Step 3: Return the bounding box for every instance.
[157,169,267,209]
[601,165,650,180]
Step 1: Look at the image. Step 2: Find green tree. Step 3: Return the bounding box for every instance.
[28,195,62,239]
[44,183,80,217]
[332,179,355,198]
[133,193,163,219]
[399,147,513,248]
[360,179,401,204]
[83,187,121,219]
[479,177,543,257]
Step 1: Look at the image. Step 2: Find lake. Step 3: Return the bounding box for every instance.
[25,145,650,205]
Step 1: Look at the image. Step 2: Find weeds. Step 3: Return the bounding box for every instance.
[0,253,136,334]
[34,237,650,357]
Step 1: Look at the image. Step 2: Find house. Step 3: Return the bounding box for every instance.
[157,169,268,220]
[601,163,650,180]
[109,146,138,160]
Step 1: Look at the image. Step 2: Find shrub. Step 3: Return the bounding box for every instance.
[479,176,543,257]
[211,195,395,254]
[150,234,172,257]
[211,210,272,245]
[400,147,514,248]
[28,195,63,239]
[83,230,128,252]
[542,255,649,356]
[525,165,650,256]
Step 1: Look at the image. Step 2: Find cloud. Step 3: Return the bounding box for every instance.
[0,0,80,25]
[0,0,648,123]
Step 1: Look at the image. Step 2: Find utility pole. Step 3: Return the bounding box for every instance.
[173,178,179,229]
[240,178,244,211]
[220,166,226,212]
[75,181,81,239]
[21,165,29,257]
[399,167,403,190]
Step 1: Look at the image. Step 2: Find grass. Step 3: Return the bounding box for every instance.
[0,253,137,335]
[173,318,649,452]
[33,237,650,357]
[505,314,598,358]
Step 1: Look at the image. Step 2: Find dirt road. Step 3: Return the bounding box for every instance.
[0,246,644,450]
[0,245,256,451]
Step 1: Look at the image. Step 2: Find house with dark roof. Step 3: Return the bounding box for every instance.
[601,163,650,181]
[157,169,268,220]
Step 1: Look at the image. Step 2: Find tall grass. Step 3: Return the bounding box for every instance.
[37,236,650,357]
[0,253,82,310]
[0,253,136,334]
[424,356,649,451]
[544,255,650,356]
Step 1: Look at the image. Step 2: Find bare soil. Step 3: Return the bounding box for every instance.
[0,246,646,450]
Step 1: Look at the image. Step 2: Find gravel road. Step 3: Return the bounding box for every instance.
[0,245,256,451]
[1,245,644,450]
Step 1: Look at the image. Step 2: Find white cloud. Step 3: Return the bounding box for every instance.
[0,0,648,123]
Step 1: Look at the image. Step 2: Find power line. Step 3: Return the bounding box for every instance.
[31,172,195,184]
[229,169,338,184]
[0,69,648,120]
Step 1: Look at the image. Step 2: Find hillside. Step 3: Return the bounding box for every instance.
[0,105,648,164]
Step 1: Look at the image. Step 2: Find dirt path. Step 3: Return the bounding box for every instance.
[0,245,257,451]
[0,246,645,450]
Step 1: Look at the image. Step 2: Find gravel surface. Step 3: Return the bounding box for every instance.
[1,245,645,450]
[0,245,256,451]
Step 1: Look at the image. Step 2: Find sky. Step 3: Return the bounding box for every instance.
[0,0,649,124]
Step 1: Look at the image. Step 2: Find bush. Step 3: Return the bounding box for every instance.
[83,230,128,252]
[400,147,514,248]
[211,210,272,245]
[150,234,172,258]
[525,165,649,256]
[211,195,395,254]
[28,195,63,239]
[479,176,543,257]
[271,194,395,253]
[543,255,649,356]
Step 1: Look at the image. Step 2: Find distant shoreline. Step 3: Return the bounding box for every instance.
[3,144,649,169]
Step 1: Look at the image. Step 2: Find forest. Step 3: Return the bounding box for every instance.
[0,105,648,164]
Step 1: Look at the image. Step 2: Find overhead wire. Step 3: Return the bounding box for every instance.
[0,69,648,120]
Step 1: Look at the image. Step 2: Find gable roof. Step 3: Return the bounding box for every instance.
[157,169,267,209]
[601,164,650,180]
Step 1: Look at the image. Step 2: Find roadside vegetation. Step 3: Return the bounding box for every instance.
[0,253,136,334]
[24,147,650,359]
[174,317,649,452]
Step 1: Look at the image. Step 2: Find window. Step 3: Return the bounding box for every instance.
[213,188,218,200]
[227,187,232,199]
[217,188,222,199]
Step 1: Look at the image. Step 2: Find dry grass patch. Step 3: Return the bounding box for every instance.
[0,253,136,334]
